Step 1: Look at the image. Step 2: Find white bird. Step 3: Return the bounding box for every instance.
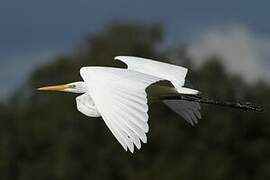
[38,56,262,153]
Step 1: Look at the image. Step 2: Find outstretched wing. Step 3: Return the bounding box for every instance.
[80,67,162,153]
[115,56,201,125]
[115,56,198,94]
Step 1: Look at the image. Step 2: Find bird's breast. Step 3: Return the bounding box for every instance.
[76,93,101,117]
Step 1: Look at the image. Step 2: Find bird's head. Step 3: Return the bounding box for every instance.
[37,81,87,94]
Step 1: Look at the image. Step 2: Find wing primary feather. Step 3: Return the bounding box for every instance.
[114,99,149,131]
[109,110,142,150]
[186,109,198,124]
[101,96,135,152]
[181,110,194,126]
[102,115,128,151]
[111,105,148,143]
[108,110,139,151]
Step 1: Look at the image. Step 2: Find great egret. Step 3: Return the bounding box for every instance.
[38,56,262,153]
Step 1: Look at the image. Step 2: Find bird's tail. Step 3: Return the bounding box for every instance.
[160,94,264,112]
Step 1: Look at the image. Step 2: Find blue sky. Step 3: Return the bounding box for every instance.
[1,0,270,98]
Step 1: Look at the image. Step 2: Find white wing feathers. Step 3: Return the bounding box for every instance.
[115,56,199,94]
[80,67,162,153]
[164,100,201,126]
[115,56,201,125]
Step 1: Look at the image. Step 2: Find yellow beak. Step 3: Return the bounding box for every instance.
[37,84,69,91]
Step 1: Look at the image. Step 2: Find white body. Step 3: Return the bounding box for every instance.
[75,56,200,153]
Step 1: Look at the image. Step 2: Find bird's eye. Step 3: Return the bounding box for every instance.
[69,84,76,88]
